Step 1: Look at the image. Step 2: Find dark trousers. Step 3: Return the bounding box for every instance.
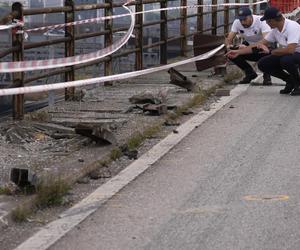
[257,53,300,87]
[230,53,269,75]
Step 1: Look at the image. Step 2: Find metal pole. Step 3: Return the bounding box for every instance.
[224,0,229,35]
[211,0,217,35]
[104,0,113,85]
[135,0,143,70]
[197,0,203,33]
[235,0,240,16]
[180,0,187,56]
[12,2,24,120]
[253,0,257,14]
[64,0,75,100]
[160,0,167,65]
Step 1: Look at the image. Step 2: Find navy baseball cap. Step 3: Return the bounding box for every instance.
[237,7,252,20]
[260,7,282,21]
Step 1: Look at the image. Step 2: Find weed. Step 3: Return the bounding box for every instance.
[127,132,144,150]
[35,177,70,208]
[11,206,31,223]
[143,124,161,139]
[0,187,12,195]
[110,148,122,161]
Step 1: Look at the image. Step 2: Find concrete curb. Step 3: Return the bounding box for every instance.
[14,84,249,250]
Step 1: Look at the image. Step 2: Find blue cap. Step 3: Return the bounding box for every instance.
[260,7,282,21]
[237,7,252,20]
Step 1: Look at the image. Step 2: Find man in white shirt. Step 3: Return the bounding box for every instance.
[227,7,300,96]
[225,7,272,85]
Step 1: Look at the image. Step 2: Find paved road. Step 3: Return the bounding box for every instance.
[51,85,300,250]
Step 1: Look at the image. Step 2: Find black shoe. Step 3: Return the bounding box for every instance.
[290,87,300,96]
[280,78,295,94]
[280,87,293,94]
[262,73,272,85]
[238,73,258,84]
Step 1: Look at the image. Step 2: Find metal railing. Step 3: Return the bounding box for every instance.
[0,0,257,119]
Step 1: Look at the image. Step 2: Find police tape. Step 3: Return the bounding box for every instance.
[0,0,267,73]
[0,1,135,73]
[0,44,224,96]
[25,0,268,33]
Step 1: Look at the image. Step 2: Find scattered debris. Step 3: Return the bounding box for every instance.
[164,120,180,126]
[168,68,198,92]
[76,176,90,184]
[143,104,167,116]
[77,176,90,184]
[129,91,161,104]
[124,149,138,160]
[75,125,117,145]
[120,144,138,160]
[182,110,194,115]
[89,167,112,180]
[215,88,230,96]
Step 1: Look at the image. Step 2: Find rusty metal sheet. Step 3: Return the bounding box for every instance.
[193,34,226,71]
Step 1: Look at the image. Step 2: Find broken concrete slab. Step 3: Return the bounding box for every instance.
[129,91,162,105]
[75,124,117,145]
[215,88,231,96]
[168,68,198,92]
[143,104,167,116]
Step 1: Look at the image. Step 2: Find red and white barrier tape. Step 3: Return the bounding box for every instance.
[0,44,224,96]
[0,0,266,73]
[25,0,268,33]
[0,1,135,73]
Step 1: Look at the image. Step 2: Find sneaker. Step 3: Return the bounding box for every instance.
[262,73,272,85]
[238,73,258,84]
[290,87,300,96]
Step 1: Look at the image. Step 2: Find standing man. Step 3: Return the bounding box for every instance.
[225,7,272,85]
[227,7,300,96]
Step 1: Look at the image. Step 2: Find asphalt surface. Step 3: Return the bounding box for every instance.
[51,85,300,250]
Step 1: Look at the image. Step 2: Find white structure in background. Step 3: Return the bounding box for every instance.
[0,0,29,7]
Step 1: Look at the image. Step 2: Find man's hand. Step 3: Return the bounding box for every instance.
[256,43,270,54]
[226,50,239,59]
[238,44,247,49]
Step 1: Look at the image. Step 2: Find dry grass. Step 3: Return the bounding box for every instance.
[35,177,70,208]
[110,148,122,161]
[11,206,31,223]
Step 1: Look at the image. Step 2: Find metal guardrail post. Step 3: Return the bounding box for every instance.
[180,0,187,56]
[104,0,113,85]
[12,2,24,120]
[253,0,257,14]
[64,0,75,100]
[224,0,230,35]
[135,0,143,70]
[197,0,203,33]
[211,0,217,35]
[235,0,240,16]
[160,0,167,65]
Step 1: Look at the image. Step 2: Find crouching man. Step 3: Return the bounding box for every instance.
[225,7,272,85]
[227,7,300,96]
